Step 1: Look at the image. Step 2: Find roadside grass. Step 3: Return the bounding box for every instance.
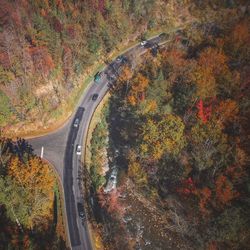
[144,24,181,38]
[54,184,65,238]
[85,93,110,168]
[83,92,110,250]
[15,63,105,139]
[53,177,70,248]
[43,157,70,249]
[67,63,105,112]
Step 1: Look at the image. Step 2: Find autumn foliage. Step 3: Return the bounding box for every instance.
[127,73,149,106]
[215,175,239,208]
[28,47,54,77]
[196,99,212,123]
[98,189,125,218]
[178,174,239,214]
[107,12,250,249]
[0,138,66,248]
[8,156,55,228]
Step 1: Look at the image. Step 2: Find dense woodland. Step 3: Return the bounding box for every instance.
[89,3,250,249]
[0,0,175,136]
[110,17,249,250]
[0,0,249,249]
[0,138,67,249]
[0,0,172,248]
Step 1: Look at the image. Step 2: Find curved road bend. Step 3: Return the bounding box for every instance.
[28,35,162,250]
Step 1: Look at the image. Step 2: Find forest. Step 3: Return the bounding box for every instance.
[0,0,173,137]
[0,0,171,248]
[0,138,67,249]
[0,0,249,249]
[87,3,250,249]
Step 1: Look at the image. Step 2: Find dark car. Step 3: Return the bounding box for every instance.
[92,93,98,101]
[150,43,159,56]
[159,32,169,40]
[144,41,154,48]
[77,202,85,219]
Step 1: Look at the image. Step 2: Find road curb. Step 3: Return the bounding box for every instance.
[41,158,72,250]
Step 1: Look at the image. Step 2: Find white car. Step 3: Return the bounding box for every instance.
[104,169,118,193]
[73,118,79,128]
[140,40,147,46]
[76,145,82,155]
[110,169,118,178]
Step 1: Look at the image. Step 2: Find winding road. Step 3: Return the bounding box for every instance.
[28,35,163,250]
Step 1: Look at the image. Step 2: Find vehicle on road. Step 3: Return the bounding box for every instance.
[159,32,169,40]
[150,43,159,56]
[144,41,154,48]
[140,40,147,46]
[77,202,85,219]
[116,56,123,63]
[107,74,116,83]
[94,71,102,83]
[116,55,128,64]
[73,118,80,128]
[92,93,99,101]
[76,145,82,155]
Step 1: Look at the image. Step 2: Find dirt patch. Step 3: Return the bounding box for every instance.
[117,179,193,250]
[35,81,54,97]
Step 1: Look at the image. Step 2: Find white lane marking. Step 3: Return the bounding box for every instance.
[41,146,44,158]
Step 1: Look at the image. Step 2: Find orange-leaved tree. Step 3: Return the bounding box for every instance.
[8,156,55,228]
[191,47,229,99]
[214,99,239,128]
[215,175,239,208]
[127,73,149,106]
[229,20,250,62]
[195,187,212,215]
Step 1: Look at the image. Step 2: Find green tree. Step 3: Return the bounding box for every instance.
[206,207,249,246]
[190,121,231,172]
[90,165,106,190]
[172,80,196,115]
[128,161,148,186]
[0,176,29,227]
[0,90,12,126]
[146,79,173,114]
[0,65,15,85]
[140,114,186,159]
[158,159,185,196]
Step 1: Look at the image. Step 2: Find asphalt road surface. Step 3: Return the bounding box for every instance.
[28,35,163,250]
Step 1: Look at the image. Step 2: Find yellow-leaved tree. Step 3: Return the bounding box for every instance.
[140,114,186,160]
[8,156,55,228]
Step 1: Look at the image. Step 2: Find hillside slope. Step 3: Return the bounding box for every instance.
[0,0,183,136]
